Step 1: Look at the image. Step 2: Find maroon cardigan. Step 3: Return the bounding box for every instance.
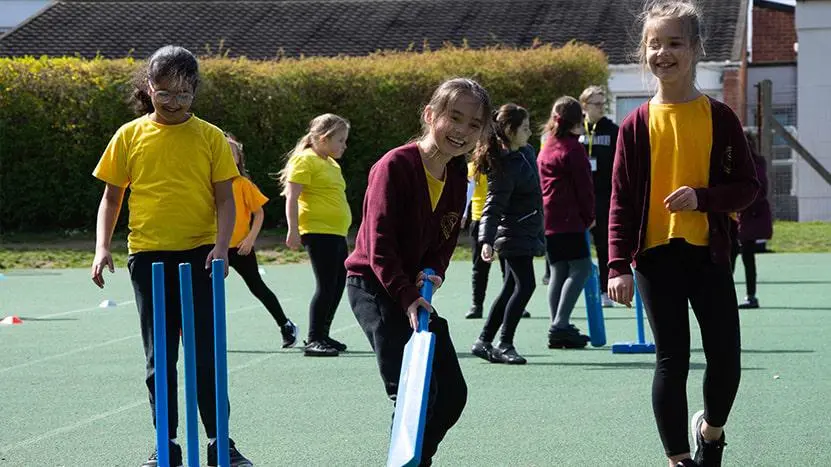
[344,143,466,310]
[538,134,596,234]
[608,97,760,279]
[738,145,773,241]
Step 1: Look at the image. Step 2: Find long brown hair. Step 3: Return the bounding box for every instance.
[472,103,529,176]
[541,96,582,141]
[224,131,248,178]
[417,78,493,161]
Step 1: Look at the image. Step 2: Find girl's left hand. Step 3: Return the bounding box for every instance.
[481,244,495,263]
[206,246,230,277]
[238,236,255,256]
[416,271,443,290]
[664,186,698,212]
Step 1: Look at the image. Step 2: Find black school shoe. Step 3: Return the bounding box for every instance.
[325,336,348,352]
[675,460,700,467]
[207,438,253,467]
[304,340,339,357]
[738,296,759,309]
[465,306,483,319]
[280,320,299,348]
[548,325,590,349]
[471,339,494,362]
[490,344,527,364]
[521,310,531,318]
[141,441,183,467]
[691,409,727,467]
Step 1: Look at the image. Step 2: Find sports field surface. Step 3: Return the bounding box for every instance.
[1,253,829,466]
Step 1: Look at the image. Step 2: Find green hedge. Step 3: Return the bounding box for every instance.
[0,43,608,232]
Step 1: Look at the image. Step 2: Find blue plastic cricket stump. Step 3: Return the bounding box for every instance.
[611,276,655,354]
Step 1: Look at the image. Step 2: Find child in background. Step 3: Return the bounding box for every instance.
[280,114,352,357]
[538,97,596,349]
[731,130,773,309]
[225,132,299,348]
[471,103,543,365]
[345,78,492,464]
[90,45,253,467]
[607,2,759,466]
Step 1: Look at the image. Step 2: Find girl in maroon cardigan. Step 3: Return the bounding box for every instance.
[538,96,596,349]
[731,130,773,309]
[607,2,759,467]
[344,78,493,464]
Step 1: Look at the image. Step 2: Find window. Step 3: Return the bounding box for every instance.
[614,96,651,123]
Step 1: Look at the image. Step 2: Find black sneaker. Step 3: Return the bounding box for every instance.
[465,306,482,319]
[280,320,299,348]
[304,340,339,357]
[738,296,759,309]
[325,336,347,352]
[142,441,183,467]
[548,326,589,349]
[207,438,253,466]
[691,409,727,467]
[675,460,700,467]
[521,310,531,318]
[542,275,550,286]
[471,339,493,362]
[491,344,527,365]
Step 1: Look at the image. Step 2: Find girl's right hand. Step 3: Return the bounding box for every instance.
[285,230,302,250]
[481,244,494,263]
[91,247,114,288]
[608,275,635,308]
[406,296,433,330]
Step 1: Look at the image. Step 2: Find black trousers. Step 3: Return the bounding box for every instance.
[301,233,348,342]
[635,240,741,456]
[480,255,535,345]
[590,215,610,293]
[229,248,288,326]
[128,245,227,439]
[347,275,467,466]
[469,220,492,311]
[730,227,758,298]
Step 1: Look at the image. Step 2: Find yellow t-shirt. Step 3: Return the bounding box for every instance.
[231,177,269,248]
[93,115,239,253]
[645,95,712,250]
[285,148,352,236]
[423,162,446,211]
[466,162,487,221]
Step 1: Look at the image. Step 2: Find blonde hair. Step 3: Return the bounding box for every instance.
[637,0,706,77]
[278,113,350,196]
[579,86,606,106]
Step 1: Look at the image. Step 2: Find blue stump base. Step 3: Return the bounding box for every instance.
[611,342,656,354]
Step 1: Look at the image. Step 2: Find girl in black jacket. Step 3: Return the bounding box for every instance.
[471,103,545,365]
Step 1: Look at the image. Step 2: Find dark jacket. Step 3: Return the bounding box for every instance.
[608,97,760,279]
[738,145,773,241]
[580,116,618,221]
[538,134,596,235]
[345,143,466,310]
[478,144,545,257]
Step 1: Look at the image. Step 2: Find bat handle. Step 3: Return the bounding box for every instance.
[417,268,435,332]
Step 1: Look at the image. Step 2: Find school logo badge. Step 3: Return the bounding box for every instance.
[441,212,460,240]
[723,145,733,175]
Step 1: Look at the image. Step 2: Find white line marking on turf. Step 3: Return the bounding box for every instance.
[0,303,262,374]
[0,322,360,454]
[35,300,136,319]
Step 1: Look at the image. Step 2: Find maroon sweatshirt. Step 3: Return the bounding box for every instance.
[538,134,596,235]
[344,143,466,310]
[608,97,760,279]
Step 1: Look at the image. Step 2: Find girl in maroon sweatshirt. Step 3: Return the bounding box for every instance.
[607,2,759,467]
[344,78,493,464]
[538,96,596,349]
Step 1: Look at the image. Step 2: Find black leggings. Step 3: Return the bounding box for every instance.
[347,275,467,466]
[635,240,741,456]
[731,238,758,297]
[301,233,348,342]
[480,255,535,345]
[469,220,492,310]
[228,248,288,326]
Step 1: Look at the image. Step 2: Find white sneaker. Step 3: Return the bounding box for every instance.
[601,293,615,308]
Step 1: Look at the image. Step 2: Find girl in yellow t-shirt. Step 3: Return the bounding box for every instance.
[279,114,352,357]
[89,45,252,466]
[225,133,298,349]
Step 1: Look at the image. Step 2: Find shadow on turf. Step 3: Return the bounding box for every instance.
[692,348,815,355]
[524,361,765,371]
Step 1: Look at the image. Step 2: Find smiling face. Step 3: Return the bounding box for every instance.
[148,76,194,124]
[424,92,486,158]
[645,17,696,87]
